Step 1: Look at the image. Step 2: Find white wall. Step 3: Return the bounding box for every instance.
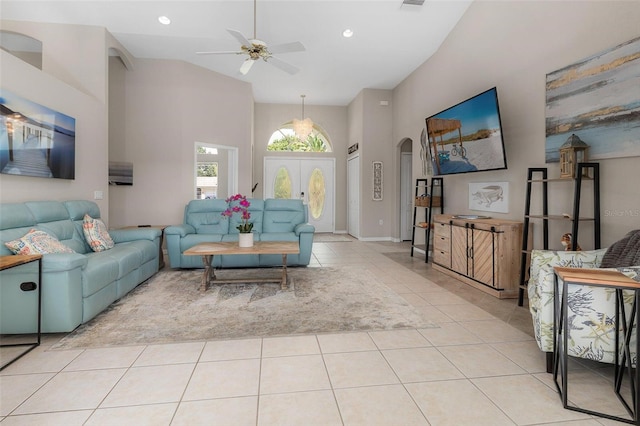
[0,21,110,221]
[392,0,640,248]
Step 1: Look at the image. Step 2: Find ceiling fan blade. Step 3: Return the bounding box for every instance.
[266,56,300,75]
[268,41,305,55]
[196,50,244,55]
[227,29,253,48]
[239,59,256,75]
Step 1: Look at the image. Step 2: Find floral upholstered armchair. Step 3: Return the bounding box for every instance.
[527,230,640,371]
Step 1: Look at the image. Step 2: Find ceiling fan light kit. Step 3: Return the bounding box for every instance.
[196,0,305,75]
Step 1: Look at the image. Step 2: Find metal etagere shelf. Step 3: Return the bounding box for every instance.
[410,177,444,263]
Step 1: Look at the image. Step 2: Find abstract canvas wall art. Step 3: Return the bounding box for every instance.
[545,36,640,162]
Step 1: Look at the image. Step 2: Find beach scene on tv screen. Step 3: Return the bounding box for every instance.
[427,89,506,175]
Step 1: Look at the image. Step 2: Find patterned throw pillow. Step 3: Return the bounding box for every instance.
[82,214,115,252]
[5,229,75,255]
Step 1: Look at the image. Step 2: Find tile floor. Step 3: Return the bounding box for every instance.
[0,239,631,425]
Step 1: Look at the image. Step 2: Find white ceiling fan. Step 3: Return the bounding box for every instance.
[196,0,305,75]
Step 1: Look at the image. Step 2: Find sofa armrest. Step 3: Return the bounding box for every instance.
[528,248,607,353]
[41,252,87,272]
[165,224,195,238]
[110,228,161,243]
[294,223,315,236]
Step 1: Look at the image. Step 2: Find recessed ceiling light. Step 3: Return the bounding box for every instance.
[342,29,354,38]
[158,16,171,25]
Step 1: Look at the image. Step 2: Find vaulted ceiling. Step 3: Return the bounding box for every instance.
[0,0,472,105]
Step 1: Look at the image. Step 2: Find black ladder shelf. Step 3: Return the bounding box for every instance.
[517,163,601,306]
[410,177,444,263]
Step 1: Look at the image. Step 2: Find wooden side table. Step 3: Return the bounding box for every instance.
[0,254,42,371]
[553,266,640,424]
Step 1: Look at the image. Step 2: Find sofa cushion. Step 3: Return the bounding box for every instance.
[5,229,75,255]
[24,201,69,224]
[0,203,36,230]
[185,199,230,234]
[104,244,144,278]
[64,200,102,221]
[83,214,115,252]
[259,232,298,242]
[82,254,120,297]
[181,233,224,250]
[263,199,305,233]
[25,201,88,253]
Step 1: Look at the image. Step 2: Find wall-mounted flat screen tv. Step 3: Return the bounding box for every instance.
[426,87,507,176]
[0,89,76,180]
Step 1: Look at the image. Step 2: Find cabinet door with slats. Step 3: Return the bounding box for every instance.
[451,226,468,275]
[471,229,496,287]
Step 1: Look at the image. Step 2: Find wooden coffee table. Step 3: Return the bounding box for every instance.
[184,241,300,292]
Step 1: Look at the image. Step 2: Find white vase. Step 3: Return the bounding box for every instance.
[238,232,254,248]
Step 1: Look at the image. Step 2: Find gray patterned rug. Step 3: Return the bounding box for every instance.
[53,266,435,349]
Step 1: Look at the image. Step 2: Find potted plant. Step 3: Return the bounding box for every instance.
[222,194,254,247]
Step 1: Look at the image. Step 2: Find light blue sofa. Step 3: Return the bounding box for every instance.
[0,200,161,333]
[165,198,315,268]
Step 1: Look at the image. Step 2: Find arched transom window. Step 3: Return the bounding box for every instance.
[267,123,332,152]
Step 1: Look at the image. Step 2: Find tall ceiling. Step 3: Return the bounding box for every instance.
[0,0,472,106]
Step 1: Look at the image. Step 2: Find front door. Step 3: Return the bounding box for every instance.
[264,157,335,233]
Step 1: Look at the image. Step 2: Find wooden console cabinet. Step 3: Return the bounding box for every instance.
[432,214,523,299]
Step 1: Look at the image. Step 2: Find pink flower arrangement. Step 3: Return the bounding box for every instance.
[221,194,253,233]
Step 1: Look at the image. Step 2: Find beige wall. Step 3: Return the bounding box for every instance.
[107,58,253,228]
[253,102,348,231]
[358,89,394,240]
[392,1,640,248]
[0,21,110,221]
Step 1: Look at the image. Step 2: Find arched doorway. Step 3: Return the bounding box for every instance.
[399,138,413,241]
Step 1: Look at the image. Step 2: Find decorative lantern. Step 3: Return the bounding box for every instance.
[559,134,589,179]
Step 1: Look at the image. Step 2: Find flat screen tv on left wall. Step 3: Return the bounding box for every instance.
[0,89,76,180]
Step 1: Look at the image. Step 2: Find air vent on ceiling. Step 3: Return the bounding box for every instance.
[402,0,425,5]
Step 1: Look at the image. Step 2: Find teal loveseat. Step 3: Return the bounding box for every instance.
[165,198,315,268]
[0,200,161,333]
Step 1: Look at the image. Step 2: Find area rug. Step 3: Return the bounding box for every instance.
[313,233,353,242]
[53,266,435,349]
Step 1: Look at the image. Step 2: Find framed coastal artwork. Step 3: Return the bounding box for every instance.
[0,88,76,179]
[545,36,640,162]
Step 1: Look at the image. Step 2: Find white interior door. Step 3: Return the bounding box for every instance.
[347,155,360,238]
[264,157,334,233]
[400,153,413,241]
